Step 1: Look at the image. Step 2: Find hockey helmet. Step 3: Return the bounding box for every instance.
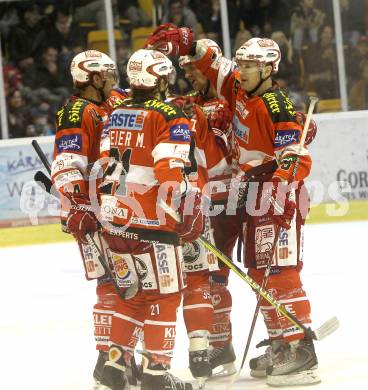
[70,50,118,87]
[179,38,222,68]
[127,49,173,89]
[235,37,281,73]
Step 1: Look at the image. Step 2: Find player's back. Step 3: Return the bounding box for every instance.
[100,97,191,234]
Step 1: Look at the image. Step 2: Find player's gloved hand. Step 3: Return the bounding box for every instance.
[207,102,233,135]
[145,23,194,56]
[263,178,296,229]
[66,194,99,244]
[175,187,204,243]
[296,111,317,146]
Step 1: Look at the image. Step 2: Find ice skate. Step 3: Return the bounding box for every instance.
[189,348,212,388]
[249,339,287,378]
[208,342,237,378]
[141,367,196,390]
[266,338,321,386]
[98,345,131,390]
[93,351,108,389]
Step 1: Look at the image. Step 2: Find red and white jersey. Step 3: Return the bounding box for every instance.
[99,98,191,233]
[193,49,312,182]
[51,89,128,222]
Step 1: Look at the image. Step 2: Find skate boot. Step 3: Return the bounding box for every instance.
[188,336,212,388]
[249,339,286,378]
[266,338,321,386]
[98,345,130,390]
[93,351,108,389]
[209,342,237,378]
[141,353,195,390]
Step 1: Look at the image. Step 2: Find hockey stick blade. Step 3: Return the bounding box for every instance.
[312,316,340,341]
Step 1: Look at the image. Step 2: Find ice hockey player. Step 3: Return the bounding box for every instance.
[177,39,239,378]
[49,50,136,388]
[95,48,204,390]
[146,26,320,386]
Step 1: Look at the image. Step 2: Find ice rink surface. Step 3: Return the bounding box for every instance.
[1,221,368,390]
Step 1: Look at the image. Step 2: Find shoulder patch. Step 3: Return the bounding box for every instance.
[56,98,89,131]
[261,89,297,123]
[144,99,184,120]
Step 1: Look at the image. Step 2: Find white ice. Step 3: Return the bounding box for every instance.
[1,221,367,389]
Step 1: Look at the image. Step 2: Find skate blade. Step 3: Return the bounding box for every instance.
[267,366,321,387]
[196,377,207,389]
[208,362,237,380]
[250,369,267,378]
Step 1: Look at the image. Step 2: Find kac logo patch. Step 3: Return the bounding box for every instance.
[169,124,191,142]
[56,134,82,152]
[274,130,300,148]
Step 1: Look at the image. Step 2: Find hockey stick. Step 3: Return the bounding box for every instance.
[159,199,339,342]
[227,96,319,389]
[31,140,138,300]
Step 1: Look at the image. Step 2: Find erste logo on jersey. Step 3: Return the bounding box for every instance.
[169,123,190,142]
[56,134,82,152]
[233,116,250,143]
[274,130,300,148]
[109,109,146,130]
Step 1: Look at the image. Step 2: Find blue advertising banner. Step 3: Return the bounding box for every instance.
[0,136,60,227]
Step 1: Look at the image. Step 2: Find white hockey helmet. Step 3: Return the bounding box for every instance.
[179,38,222,68]
[70,50,118,87]
[127,49,173,89]
[235,37,281,73]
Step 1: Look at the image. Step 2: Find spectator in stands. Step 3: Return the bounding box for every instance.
[45,7,85,54]
[197,0,239,44]
[303,24,339,98]
[162,0,199,34]
[233,29,252,54]
[290,0,325,51]
[271,30,303,90]
[0,3,19,38]
[346,35,368,83]
[117,0,151,28]
[340,0,365,47]
[3,62,23,97]
[8,4,47,70]
[349,59,368,110]
[7,89,32,139]
[22,46,71,109]
[116,41,131,89]
[73,0,106,30]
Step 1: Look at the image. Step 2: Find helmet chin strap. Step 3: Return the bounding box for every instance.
[200,79,211,99]
[247,69,271,96]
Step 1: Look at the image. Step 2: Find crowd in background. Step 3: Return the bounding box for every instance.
[1,0,368,139]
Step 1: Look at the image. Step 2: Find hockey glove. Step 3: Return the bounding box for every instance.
[66,194,99,244]
[207,102,233,155]
[175,188,204,243]
[263,178,296,230]
[296,111,317,146]
[145,23,194,56]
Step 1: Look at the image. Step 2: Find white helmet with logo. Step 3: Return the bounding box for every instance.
[235,37,281,73]
[179,38,222,68]
[70,50,118,87]
[127,49,173,89]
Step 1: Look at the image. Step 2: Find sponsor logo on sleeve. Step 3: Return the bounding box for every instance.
[274,130,300,148]
[233,116,250,143]
[169,124,191,142]
[56,134,82,152]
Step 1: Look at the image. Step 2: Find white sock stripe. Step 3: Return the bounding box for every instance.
[144,348,173,356]
[183,303,213,310]
[213,307,232,314]
[143,368,166,376]
[104,361,126,372]
[107,341,135,353]
[94,309,115,315]
[260,296,308,310]
[144,319,176,326]
[114,313,144,327]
